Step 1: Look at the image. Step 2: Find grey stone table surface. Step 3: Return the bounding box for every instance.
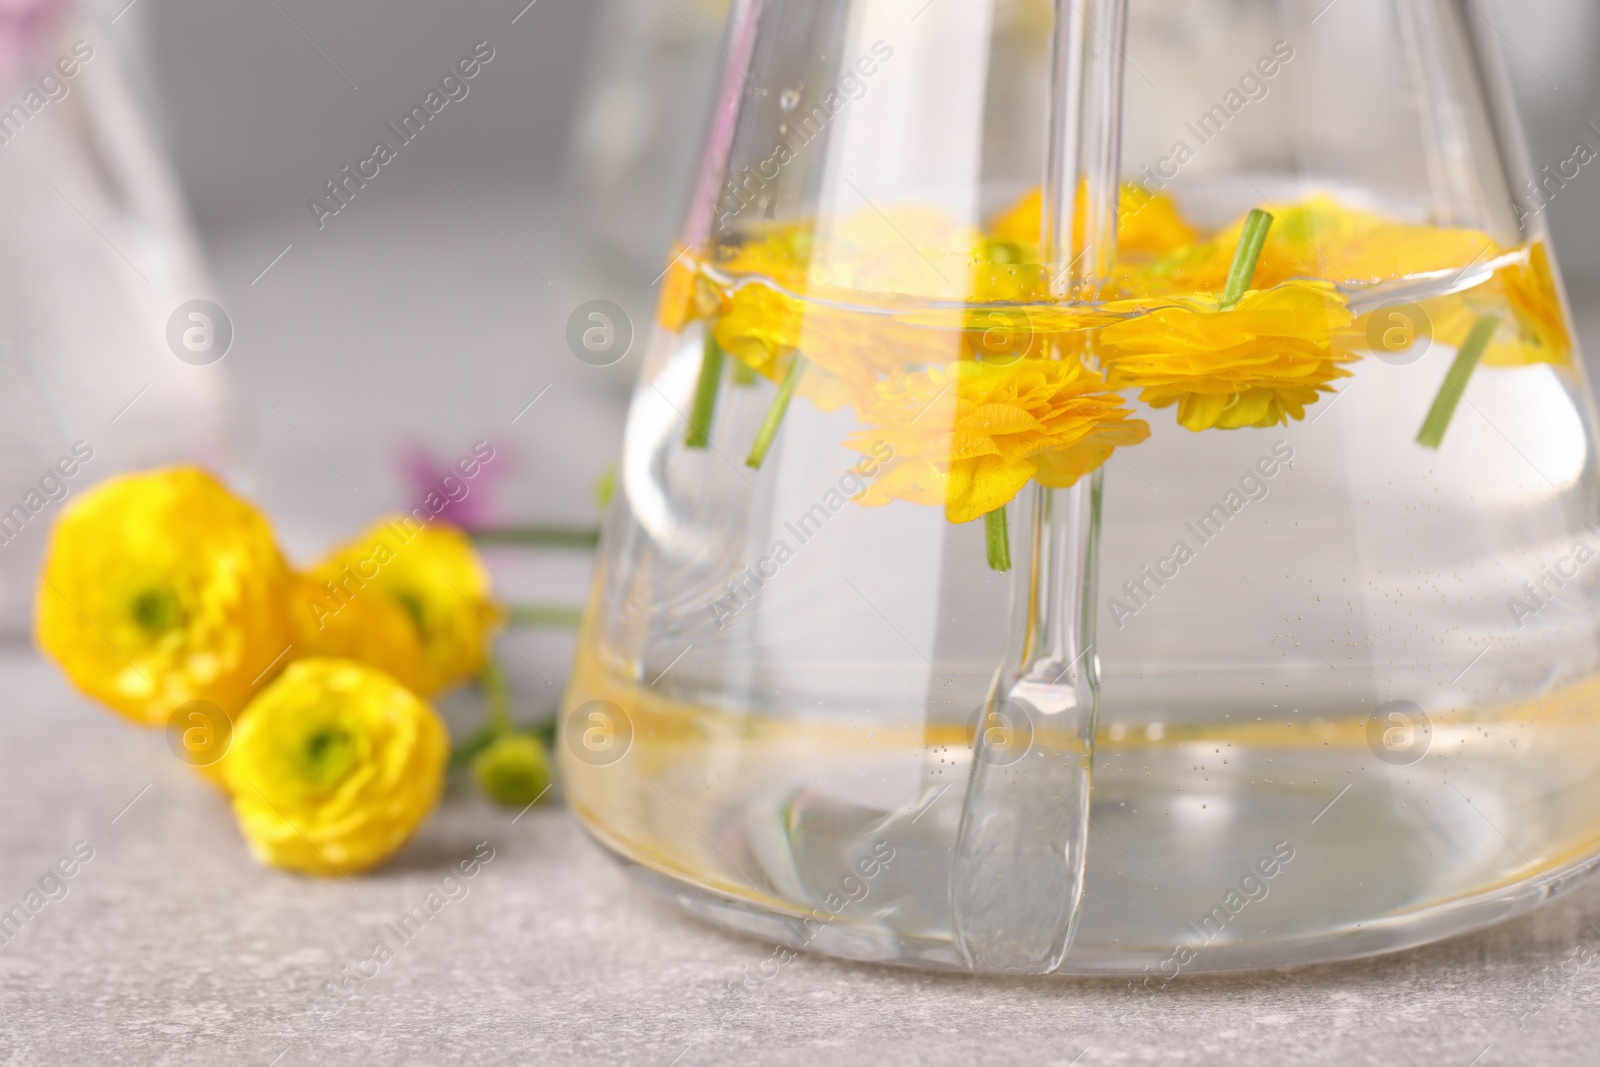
[7,188,1600,1066]
[5,648,1600,1067]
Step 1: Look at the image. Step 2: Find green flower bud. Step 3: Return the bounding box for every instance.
[471,734,552,808]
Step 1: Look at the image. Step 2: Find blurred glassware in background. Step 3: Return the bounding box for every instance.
[1489,0,1599,149]
[569,0,1600,294]
[566,0,1600,977]
[0,4,236,640]
[568,0,730,296]
[1486,0,1600,282]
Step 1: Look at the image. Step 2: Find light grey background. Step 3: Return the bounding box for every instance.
[127,0,1600,270]
[138,0,598,233]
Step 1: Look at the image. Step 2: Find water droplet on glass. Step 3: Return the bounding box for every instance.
[779,89,801,112]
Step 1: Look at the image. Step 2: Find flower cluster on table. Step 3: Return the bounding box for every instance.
[34,468,559,876]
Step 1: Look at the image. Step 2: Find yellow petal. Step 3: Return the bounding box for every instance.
[947,454,1037,524]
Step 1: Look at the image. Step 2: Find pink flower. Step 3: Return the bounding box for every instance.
[397,442,510,527]
[0,0,69,91]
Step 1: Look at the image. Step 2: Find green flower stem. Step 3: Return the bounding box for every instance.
[686,333,726,448]
[531,717,557,748]
[746,354,805,469]
[455,623,574,772]
[467,526,600,550]
[1220,208,1275,310]
[985,507,1012,573]
[450,715,557,771]
[449,727,495,770]
[732,360,758,386]
[506,604,585,629]
[1417,315,1501,450]
[481,656,512,737]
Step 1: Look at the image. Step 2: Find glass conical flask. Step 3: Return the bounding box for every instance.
[568,0,730,287]
[562,0,1600,976]
[0,10,238,639]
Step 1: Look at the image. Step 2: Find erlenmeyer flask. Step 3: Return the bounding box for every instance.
[563,0,1600,976]
[0,12,237,638]
[568,0,731,287]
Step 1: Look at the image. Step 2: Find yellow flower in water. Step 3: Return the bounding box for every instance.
[1097,281,1359,431]
[1140,196,1498,298]
[656,248,702,335]
[711,279,803,381]
[1118,187,1202,258]
[1497,242,1572,363]
[988,184,1198,259]
[226,658,448,876]
[713,222,815,291]
[850,359,1149,524]
[989,187,1047,246]
[806,204,982,297]
[300,519,499,697]
[672,201,1139,418]
[705,214,1049,408]
[1422,241,1573,368]
[35,468,293,728]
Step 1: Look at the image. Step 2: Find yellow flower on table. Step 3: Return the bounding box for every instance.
[849,358,1150,524]
[289,571,427,695]
[1096,281,1359,431]
[226,658,448,876]
[35,468,293,728]
[299,519,500,697]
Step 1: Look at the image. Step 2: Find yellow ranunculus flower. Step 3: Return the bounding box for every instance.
[35,467,293,728]
[1422,241,1574,369]
[711,280,807,384]
[659,189,1573,528]
[691,207,1120,411]
[657,243,726,335]
[988,184,1199,260]
[988,187,1048,246]
[1497,241,1574,364]
[849,358,1150,524]
[226,658,448,876]
[300,519,499,696]
[1118,187,1201,258]
[1096,281,1360,431]
[1489,241,1573,366]
[704,218,1011,409]
[658,246,700,335]
[288,572,428,695]
[1138,196,1499,298]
